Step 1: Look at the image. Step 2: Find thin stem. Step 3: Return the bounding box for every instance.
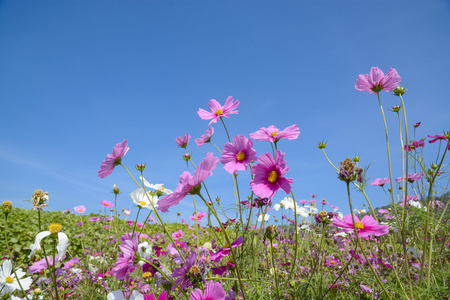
[220,117,231,142]
[120,163,141,188]
[270,239,281,300]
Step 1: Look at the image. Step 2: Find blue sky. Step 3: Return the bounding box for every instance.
[1,0,449,224]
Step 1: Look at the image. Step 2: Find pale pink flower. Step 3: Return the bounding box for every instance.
[195,127,214,147]
[197,96,239,126]
[100,200,114,208]
[74,205,86,214]
[98,139,129,178]
[250,124,300,143]
[158,153,219,212]
[175,134,191,148]
[355,67,401,94]
[370,178,390,187]
[332,214,389,238]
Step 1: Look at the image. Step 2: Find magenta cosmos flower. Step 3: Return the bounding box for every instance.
[332,214,389,238]
[100,200,114,208]
[175,133,191,148]
[197,96,240,126]
[190,280,226,300]
[111,232,139,280]
[220,135,257,174]
[158,152,219,212]
[250,124,300,143]
[195,127,214,147]
[98,139,129,178]
[355,67,401,94]
[250,150,293,199]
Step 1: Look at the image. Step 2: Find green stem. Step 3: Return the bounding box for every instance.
[270,239,281,300]
[220,117,232,142]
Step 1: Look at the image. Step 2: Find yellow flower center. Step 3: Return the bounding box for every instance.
[189,265,201,275]
[130,281,135,286]
[49,223,63,234]
[270,132,278,137]
[161,186,165,190]
[268,171,278,183]
[139,201,146,206]
[330,260,335,264]
[355,222,364,230]
[2,200,12,208]
[143,272,152,279]
[236,152,246,161]
[5,276,14,283]
[215,109,223,116]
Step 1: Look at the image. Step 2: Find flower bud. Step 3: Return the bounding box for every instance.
[390,105,401,112]
[413,122,421,128]
[317,140,327,149]
[136,164,146,171]
[182,153,191,161]
[113,184,120,195]
[265,225,277,241]
[352,156,360,163]
[2,201,12,216]
[431,164,438,170]
[393,86,406,96]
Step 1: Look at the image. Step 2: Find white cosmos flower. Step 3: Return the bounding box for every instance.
[273,204,281,211]
[297,207,309,218]
[29,224,69,263]
[138,241,152,260]
[107,290,146,300]
[354,208,367,214]
[130,188,158,210]
[139,176,173,195]
[257,214,270,222]
[280,196,295,210]
[0,259,32,294]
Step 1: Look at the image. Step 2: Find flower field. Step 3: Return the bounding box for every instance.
[1,67,450,299]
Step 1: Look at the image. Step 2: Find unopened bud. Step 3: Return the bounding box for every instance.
[390,105,401,112]
[393,86,406,96]
[136,164,146,171]
[113,184,120,195]
[182,153,191,161]
[317,140,327,149]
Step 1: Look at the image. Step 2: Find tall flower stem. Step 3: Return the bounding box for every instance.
[51,238,61,300]
[377,94,396,210]
[288,191,299,281]
[220,117,232,142]
[38,210,56,299]
[346,182,393,300]
[120,164,141,188]
[397,96,415,297]
[198,193,246,299]
[419,141,449,286]
[269,239,281,300]
[3,215,27,295]
[131,207,142,237]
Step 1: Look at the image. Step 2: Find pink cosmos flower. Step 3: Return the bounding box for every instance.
[74,205,86,214]
[370,178,390,187]
[111,232,139,280]
[210,236,244,262]
[413,122,421,128]
[378,209,389,214]
[100,200,114,208]
[197,96,240,126]
[190,280,226,300]
[428,134,447,143]
[404,140,425,152]
[158,152,219,212]
[250,124,300,143]
[175,133,191,148]
[98,139,129,178]
[250,150,293,199]
[195,127,214,147]
[172,229,184,240]
[395,173,423,183]
[63,257,80,270]
[190,211,207,222]
[220,135,257,174]
[332,214,389,238]
[355,67,401,94]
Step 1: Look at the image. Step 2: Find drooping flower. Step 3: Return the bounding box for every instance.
[195,127,214,147]
[404,140,425,152]
[395,173,423,183]
[370,178,390,187]
[98,139,129,178]
[190,280,226,300]
[140,177,173,196]
[175,134,191,148]
[210,236,244,262]
[355,67,401,94]
[250,150,293,199]
[130,188,158,210]
[29,224,69,262]
[111,232,140,280]
[220,135,257,174]
[74,205,86,214]
[158,152,219,212]
[332,214,389,238]
[0,259,32,294]
[197,96,240,126]
[250,124,300,143]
